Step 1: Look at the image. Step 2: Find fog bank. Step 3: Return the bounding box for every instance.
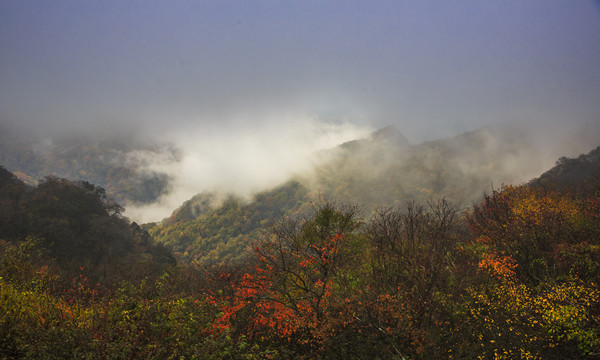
[124,115,372,222]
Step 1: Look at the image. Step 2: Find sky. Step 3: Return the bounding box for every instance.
[2,0,599,141]
[1,1,600,221]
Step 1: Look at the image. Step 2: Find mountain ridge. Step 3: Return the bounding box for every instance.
[149,124,599,266]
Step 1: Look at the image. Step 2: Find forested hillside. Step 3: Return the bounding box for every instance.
[3,0,599,356]
[150,125,554,267]
[149,181,309,265]
[2,126,600,358]
[0,166,175,286]
[530,145,600,190]
[1,146,599,358]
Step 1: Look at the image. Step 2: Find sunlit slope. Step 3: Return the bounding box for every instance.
[148,181,309,265]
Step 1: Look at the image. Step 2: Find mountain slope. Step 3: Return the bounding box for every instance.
[0,166,175,284]
[0,125,177,206]
[529,145,600,190]
[151,125,566,265]
[307,125,546,210]
[149,180,309,265]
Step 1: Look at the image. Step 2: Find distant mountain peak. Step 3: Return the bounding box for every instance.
[371,126,410,146]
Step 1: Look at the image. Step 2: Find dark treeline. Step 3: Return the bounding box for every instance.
[1,160,599,359]
[0,166,175,287]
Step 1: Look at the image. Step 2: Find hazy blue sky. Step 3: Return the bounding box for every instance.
[1,0,599,141]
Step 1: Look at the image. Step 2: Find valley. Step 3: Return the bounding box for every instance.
[1,123,599,358]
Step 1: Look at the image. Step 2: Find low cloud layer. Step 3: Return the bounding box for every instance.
[1,1,598,222]
[124,115,600,223]
[124,114,372,222]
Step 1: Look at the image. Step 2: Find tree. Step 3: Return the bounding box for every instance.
[469,185,589,283]
[0,166,28,239]
[216,200,366,357]
[364,199,471,357]
[463,184,600,358]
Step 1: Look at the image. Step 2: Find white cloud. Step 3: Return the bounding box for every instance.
[124,113,372,222]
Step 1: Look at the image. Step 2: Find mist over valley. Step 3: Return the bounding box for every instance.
[3,119,598,225]
[2,1,600,358]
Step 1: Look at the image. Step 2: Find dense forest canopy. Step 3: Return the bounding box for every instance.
[1,142,599,359]
[0,166,175,287]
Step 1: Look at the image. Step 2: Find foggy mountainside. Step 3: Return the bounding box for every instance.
[148,124,565,266]
[0,124,178,206]
[150,181,308,265]
[530,145,600,190]
[2,122,597,270]
[2,1,600,358]
[2,144,600,359]
[308,124,545,208]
